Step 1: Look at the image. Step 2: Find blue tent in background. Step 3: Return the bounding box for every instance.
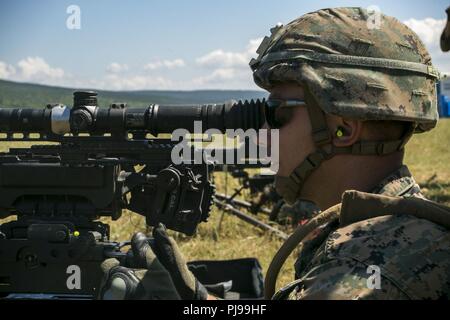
[438,78,450,118]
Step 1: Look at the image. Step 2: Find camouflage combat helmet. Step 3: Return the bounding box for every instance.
[250,7,441,204]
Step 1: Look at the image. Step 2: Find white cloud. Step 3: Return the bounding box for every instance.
[246,38,264,58]
[404,18,445,46]
[17,56,64,80]
[196,50,249,68]
[191,38,264,89]
[0,36,264,90]
[193,68,238,85]
[403,18,449,73]
[0,57,177,90]
[106,62,129,73]
[0,57,66,86]
[0,61,16,79]
[190,67,258,90]
[196,38,263,69]
[144,59,185,70]
[0,49,262,90]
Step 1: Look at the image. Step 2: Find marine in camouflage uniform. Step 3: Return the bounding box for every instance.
[282,165,450,299]
[250,7,450,299]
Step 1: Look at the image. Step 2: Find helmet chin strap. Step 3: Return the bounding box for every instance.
[275,87,414,205]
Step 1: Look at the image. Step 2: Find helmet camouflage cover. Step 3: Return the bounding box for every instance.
[251,7,440,133]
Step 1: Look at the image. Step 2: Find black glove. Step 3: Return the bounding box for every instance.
[99,225,208,300]
[98,232,181,300]
[151,223,209,300]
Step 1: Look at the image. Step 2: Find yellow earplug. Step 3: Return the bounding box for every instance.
[336,128,344,137]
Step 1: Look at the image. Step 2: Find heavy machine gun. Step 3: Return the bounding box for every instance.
[214,165,283,218]
[0,91,264,298]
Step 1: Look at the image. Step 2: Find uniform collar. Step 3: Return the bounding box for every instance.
[370,165,422,197]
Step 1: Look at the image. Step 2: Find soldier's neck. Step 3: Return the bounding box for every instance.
[300,152,404,211]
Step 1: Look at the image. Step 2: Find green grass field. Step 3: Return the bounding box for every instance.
[0,119,449,291]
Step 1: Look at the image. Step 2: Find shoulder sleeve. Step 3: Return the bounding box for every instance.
[294,214,450,300]
[294,258,409,299]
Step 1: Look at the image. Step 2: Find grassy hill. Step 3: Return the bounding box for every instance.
[0,79,267,108]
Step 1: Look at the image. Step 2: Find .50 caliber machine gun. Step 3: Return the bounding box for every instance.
[0,91,264,298]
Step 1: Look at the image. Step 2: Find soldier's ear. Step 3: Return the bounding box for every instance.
[329,118,362,147]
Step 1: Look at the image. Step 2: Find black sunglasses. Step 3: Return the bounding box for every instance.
[264,99,307,129]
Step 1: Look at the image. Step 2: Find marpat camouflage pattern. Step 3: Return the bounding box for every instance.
[280,165,450,299]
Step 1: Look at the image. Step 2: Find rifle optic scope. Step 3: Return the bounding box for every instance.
[0,91,265,137]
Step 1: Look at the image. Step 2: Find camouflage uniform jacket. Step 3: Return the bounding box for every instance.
[280,165,450,300]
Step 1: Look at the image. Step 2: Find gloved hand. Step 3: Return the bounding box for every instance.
[98,224,208,300]
[98,231,181,300]
[151,223,209,300]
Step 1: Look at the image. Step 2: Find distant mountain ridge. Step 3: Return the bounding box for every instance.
[0,79,267,108]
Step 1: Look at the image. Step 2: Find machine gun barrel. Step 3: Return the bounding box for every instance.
[0,91,265,139]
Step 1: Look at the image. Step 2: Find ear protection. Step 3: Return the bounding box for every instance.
[335,127,344,137]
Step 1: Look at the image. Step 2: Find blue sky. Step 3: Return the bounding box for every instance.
[0,0,448,90]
